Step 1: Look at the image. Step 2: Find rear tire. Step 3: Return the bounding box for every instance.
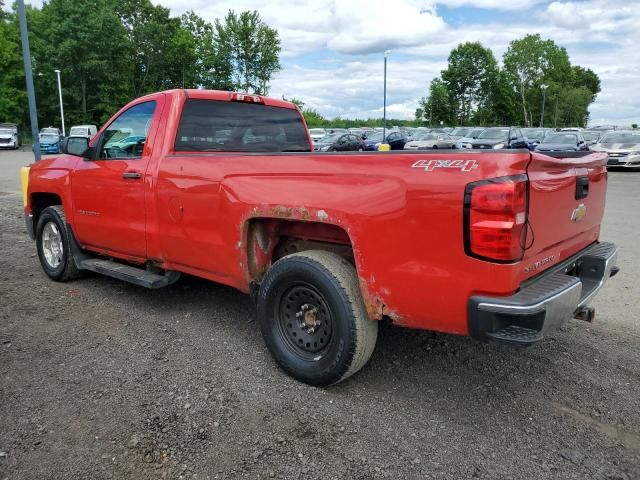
[257,250,378,386]
[36,206,82,282]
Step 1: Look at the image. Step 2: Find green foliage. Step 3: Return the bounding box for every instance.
[416,78,455,126]
[0,1,282,130]
[0,8,25,124]
[441,42,498,125]
[419,35,601,128]
[214,10,281,95]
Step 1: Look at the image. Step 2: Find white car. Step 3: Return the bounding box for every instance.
[404,132,455,150]
[308,128,327,142]
[69,125,98,138]
[0,124,20,150]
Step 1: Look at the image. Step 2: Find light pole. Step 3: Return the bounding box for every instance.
[540,84,548,128]
[17,0,40,160]
[382,50,390,145]
[54,69,65,136]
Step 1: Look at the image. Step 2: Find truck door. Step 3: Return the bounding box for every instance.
[70,97,164,259]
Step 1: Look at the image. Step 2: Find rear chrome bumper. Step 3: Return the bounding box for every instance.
[468,242,619,345]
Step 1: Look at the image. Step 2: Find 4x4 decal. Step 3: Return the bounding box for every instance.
[412,159,478,172]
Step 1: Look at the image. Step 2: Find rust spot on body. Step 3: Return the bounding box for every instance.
[270,205,293,218]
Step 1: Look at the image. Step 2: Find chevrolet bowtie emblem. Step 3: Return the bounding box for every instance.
[571,204,587,222]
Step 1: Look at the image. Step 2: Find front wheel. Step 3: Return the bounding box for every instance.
[257,251,378,386]
[36,206,82,282]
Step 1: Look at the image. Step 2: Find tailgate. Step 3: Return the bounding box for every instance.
[523,151,608,277]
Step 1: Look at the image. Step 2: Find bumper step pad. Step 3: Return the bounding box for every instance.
[486,325,544,345]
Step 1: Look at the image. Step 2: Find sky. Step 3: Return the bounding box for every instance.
[25,0,640,125]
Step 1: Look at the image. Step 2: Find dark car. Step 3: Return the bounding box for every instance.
[535,132,588,153]
[361,131,408,151]
[468,127,529,150]
[313,133,363,152]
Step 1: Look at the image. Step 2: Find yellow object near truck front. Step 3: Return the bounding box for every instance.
[20,166,30,207]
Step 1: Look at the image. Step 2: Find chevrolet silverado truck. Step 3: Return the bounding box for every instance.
[23,89,619,386]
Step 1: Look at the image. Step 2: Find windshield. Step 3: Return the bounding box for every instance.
[477,128,509,140]
[581,132,600,142]
[451,127,470,136]
[42,128,58,135]
[599,133,640,144]
[319,134,340,143]
[40,134,59,141]
[542,133,578,144]
[70,127,87,135]
[309,129,325,135]
[366,132,384,142]
[414,132,440,141]
[0,128,13,135]
[523,128,544,139]
[174,99,311,152]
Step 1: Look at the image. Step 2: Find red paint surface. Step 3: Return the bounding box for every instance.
[26,89,609,336]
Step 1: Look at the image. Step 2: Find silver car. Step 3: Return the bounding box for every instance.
[590,131,640,169]
[404,131,455,150]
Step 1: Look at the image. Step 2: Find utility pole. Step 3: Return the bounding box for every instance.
[17,0,40,161]
[55,69,65,136]
[382,50,390,144]
[540,84,549,128]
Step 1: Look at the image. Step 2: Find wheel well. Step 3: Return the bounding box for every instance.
[245,219,354,283]
[31,193,62,226]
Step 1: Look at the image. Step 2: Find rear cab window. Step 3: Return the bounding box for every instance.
[174,99,311,153]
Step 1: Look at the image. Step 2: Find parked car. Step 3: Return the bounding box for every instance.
[313,133,363,152]
[361,131,409,150]
[521,128,548,145]
[22,89,617,387]
[468,127,529,150]
[404,131,455,150]
[535,132,589,152]
[308,128,326,142]
[41,127,62,137]
[0,123,20,149]
[326,128,348,135]
[456,128,486,149]
[581,131,602,146]
[38,132,62,154]
[448,127,474,141]
[590,131,640,169]
[69,125,98,139]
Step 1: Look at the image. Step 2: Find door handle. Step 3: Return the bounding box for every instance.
[122,171,142,180]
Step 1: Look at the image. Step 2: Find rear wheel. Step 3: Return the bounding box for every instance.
[257,251,378,386]
[36,206,82,282]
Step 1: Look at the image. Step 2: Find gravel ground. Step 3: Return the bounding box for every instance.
[1,150,639,480]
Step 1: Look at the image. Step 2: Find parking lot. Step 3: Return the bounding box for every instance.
[0,149,639,480]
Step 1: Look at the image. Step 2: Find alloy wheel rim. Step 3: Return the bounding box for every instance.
[42,221,63,269]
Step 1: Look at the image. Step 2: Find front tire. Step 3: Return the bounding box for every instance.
[36,206,82,282]
[257,251,378,386]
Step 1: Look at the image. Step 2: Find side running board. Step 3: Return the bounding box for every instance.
[66,223,180,289]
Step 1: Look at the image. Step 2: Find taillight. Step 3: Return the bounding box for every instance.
[464,175,528,262]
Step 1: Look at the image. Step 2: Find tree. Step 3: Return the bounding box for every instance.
[503,34,572,126]
[572,66,600,101]
[441,42,498,125]
[214,10,281,94]
[417,78,454,126]
[0,8,25,124]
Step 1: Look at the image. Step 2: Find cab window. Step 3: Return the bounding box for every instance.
[99,101,156,159]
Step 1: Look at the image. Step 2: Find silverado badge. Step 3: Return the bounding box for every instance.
[571,204,587,222]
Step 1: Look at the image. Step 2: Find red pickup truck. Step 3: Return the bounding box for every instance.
[23,89,619,386]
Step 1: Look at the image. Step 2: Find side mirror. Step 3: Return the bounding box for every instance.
[62,136,90,157]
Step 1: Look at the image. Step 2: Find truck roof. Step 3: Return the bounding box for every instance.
[139,89,298,111]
